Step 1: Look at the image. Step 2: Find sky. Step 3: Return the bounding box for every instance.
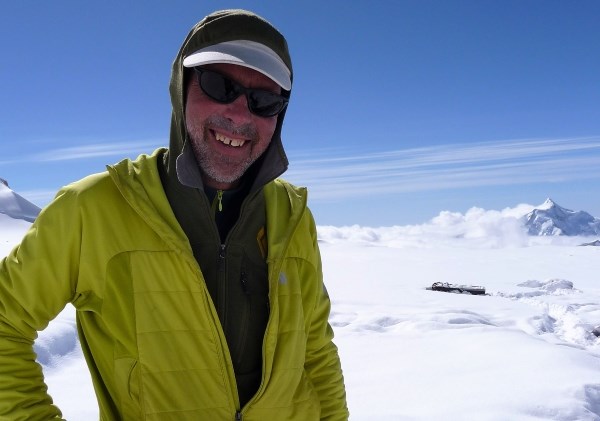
[2,0,600,226]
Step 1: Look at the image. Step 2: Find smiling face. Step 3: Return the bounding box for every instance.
[185,63,280,190]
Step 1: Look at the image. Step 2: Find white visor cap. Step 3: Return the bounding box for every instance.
[183,40,291,91]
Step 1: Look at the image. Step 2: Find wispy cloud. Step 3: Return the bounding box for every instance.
[17,189,59,206]
[285,136,600,200]
[31,140,163,162]
[7,136,600,205]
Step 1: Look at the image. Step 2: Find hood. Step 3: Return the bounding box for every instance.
[164,9,293,191]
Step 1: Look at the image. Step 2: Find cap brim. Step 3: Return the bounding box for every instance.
[183,40,291,91]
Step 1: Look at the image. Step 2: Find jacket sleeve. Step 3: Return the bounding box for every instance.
[0,189,81,420]
[303,213,349,421]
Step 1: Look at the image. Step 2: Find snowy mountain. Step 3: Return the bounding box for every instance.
[523,198,600,236]
[0,180,41,223]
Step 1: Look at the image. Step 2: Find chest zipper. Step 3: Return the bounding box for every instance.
[216,243,244,413]
[217,190,224,212]
[218,244,226,268]
[217,243,227,323]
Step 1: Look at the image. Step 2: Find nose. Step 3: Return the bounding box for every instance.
[222,93,253,123]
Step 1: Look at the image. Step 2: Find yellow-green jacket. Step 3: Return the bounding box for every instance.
[0,150,348,420]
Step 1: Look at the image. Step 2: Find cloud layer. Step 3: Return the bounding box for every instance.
[317,202,593,249]
[286,136,600,200]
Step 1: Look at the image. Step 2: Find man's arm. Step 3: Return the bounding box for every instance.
[303,215,349,421]
[0,190,81,420]
[304,289,349,420]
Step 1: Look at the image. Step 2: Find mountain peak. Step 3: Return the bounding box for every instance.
[524,199,600,236]
[539,198,557,210]
[0,182,41,223]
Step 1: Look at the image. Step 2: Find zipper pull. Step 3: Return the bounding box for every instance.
[217,190,223,212]
[235,411,243,421]
[218,244,226,272]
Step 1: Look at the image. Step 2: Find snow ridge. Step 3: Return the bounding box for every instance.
[0,181,41,223]
[513,279,596,346]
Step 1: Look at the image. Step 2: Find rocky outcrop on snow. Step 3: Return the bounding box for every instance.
[523,198,600,236]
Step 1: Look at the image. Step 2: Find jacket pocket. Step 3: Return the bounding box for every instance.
[114,357,142,418]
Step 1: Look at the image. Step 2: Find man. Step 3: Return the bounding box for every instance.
[0,9,348,420]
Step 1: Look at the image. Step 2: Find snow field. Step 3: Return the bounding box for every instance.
[322,241,600,420]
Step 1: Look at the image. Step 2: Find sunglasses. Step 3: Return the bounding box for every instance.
[193,68,289,118]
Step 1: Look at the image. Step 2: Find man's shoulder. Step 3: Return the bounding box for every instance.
[264,178,317,234]
[108,148,166,180]
[54,148,166,206]
[268,178,307,199]
[59,171,114,198]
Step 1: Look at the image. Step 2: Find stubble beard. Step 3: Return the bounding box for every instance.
[187,115,268,185]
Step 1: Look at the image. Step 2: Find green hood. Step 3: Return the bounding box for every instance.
[163,9,293,191]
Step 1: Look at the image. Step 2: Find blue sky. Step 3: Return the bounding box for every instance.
[2,1,599,226]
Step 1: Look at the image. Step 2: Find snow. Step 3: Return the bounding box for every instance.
[1,206,600,420]
[0,182,41,223]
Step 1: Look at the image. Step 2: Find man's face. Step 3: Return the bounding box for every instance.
[185,63,280,190]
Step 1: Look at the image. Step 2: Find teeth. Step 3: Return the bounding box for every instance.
[216,132,246,148]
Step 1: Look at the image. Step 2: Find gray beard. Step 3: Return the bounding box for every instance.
[186,115,264,185]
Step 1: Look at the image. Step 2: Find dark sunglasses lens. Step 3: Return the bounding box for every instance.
[196,68,288,117]
[198,71,238,103]
[248,91,288,117]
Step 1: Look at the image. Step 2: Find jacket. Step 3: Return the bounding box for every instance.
[0,150,348,420]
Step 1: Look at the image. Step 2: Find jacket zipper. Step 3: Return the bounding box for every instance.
[217,242,226,319]
[210,190,224,214]
[217,190,224,212]
[240,270,249,295]
[218,242,246,416]
[233,269,251,367]
[219,192,258,417]
[218,244,227,267]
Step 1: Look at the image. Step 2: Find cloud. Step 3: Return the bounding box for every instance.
[317,201,587,249]
[31,140,163,162]
[17,189,60,206]
[286,136,600,200]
